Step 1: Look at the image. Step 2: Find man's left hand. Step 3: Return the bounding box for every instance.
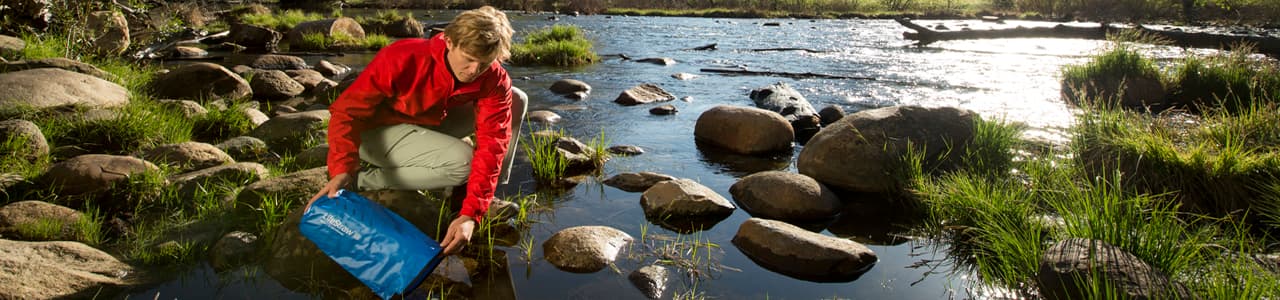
[440,215,476,255]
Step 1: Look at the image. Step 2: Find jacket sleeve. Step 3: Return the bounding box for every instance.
[458,72,513,220]
[326,49,399,178]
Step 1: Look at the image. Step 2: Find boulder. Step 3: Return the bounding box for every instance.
[248,69,305,100]
[228,23,282,53]
[542,226,634,273]
[293,144,329,169]
[227,54,308,70]
[1,58,117,82]
[607,145,644,156]
[209,231,259,272]
[266,189,451,293]
[169,162,269,199]
[671,73,699,80]
[750,82,821,142]
[1062,72,1165,109]
[694,105,793,155]
[285,18,366,49]
[171,46,208,58]
[248,110,330,154]
[140,141,235,173]
[41,154,160,196]
[732,218,877,282]
[0,68,129,110]
[649,104,677,115]
[215,136,270,162]
[550,79,591,94]
[86,11,129,56]
[818,104,845,126]
[641,178,735,219]
[156,99,209,118]
[614,83,675,106]
[603,172,675,193]
[729,171,842,221]
[234,167,327,209]
[528,110,562,124]
[0,201,83,241]
[629,264,669,299]
[0,119,49,160]
[151,62,252,100]
[798,106,976,193]
[0,35,25,55]
[1038,238,1189,300]
[286,69,326,92]
[0,240,134,299]
[365,17,424,38]
[2,0,52,30]
[243,107,271,126]
[315,60,350,77]
[635,57,676,65]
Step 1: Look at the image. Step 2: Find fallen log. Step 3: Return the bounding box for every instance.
[897,18,1280,57]
[700,68,875,80]
[750,47,829,53]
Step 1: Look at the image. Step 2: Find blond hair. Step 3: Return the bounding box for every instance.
[444,6,513,62]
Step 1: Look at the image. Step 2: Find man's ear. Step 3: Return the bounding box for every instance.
[443,36,453,50]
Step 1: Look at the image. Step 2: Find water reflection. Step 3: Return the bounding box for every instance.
[694,140,793,177]
[825,193,925,246]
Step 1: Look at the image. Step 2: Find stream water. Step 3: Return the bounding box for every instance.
[124,10,1208,300]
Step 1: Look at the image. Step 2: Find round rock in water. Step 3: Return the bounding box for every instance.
[607,145,645,156]
[640,178,735,218]
[629,264,669,299]
[694,105,793,155]
[550,78,591,94]
[542,226,633,273]
[732,218,877,282]
[209,231,259,272]
[649,104,677,115]
[603,171,674,193]
[528,110,562,124]
[729,171,842,221]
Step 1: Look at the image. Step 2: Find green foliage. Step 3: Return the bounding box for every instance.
[291,32,391,51]
[522,129,569,181]
[239,9,325,31]
[959,117,1025,180]
[511,25,598,67]
[1170,48,1280,113]
[191,102,257,143]
[0,134,50,181]
[1060,43,1163,107]
[38,100,192,156]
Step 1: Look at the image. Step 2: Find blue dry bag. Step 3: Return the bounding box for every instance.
[299,189,445,299]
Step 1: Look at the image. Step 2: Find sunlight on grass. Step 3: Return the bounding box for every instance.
[511,25,598,67]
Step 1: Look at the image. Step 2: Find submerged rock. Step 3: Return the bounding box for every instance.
[607,145,645,156]
[732,218,877,282]
[209,231,259,272]
[542,226,633,273]
[729,171,842,221]
[629,264,669,299]
[603,172,675,192]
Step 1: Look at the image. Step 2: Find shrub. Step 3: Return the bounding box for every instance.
[510,25,598,67]
[1060,44,1165,109]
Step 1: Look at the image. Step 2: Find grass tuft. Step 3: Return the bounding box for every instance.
[511,25,598,67]
[1060,42,1164,108]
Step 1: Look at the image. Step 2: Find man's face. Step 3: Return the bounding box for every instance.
[445,37,494,83]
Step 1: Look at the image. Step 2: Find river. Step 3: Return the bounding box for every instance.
[126,9,1200,300]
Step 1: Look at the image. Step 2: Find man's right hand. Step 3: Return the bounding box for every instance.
[307,173,355,211]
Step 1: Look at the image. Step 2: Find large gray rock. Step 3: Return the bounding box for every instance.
[614,83,675,106]
[798,106,976,193]
[266,189,451,293]
[156,99,209,118]
[750,82,821,141]
[285,18,366,50]
[248,69,305,100]
[603,172,676,193]
[41,154,160,196]
[228,23,282,53]
[216,136,270,162]
[528,110,561,124]
[629,264,669,299]
[314,60,350,77]
[286,69,326,92]
[169,162,270,199]
[152,62,252,100]
[364,17,424,38]
[818,104,845,126]
[0,201,83,241]
[293,144,329,170]
[641,178,735,219]
[227,54,308,70]
[729,171,842,221]
[0,68,129,110]
[209,231,259,272]
[550,79,591,94]
[234,167,327,209]
[249,110,330,153]
[1038,238,1189,300]
[732,218,877,282]
[140,141,235,173]
[0,119,48,160]
[171,46,208,58]
[0,240,134,299]
[542,226,634,273]
[0,35,24,55]
[86,11,129,56]
[694,105,793,155]
[0,58,117,82]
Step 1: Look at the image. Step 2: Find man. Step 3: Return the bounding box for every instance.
[308,6,525,256]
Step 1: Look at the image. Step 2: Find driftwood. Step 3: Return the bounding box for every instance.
[897,18,1280,56]
[700,68,875,80]
[750,47,828,53]
[132,29,226,59]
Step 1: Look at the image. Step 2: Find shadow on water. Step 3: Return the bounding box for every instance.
[825,191,926,246]
[694,139,793,177]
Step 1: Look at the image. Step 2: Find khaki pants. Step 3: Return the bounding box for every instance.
[356,87,527,190]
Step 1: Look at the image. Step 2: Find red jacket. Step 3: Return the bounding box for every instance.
[327,35,513,220]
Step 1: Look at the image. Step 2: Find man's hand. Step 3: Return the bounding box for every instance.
[306,173,355,211]
[440,215,476,255]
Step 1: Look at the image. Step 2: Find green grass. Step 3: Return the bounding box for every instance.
[1169,47,1280,113]
[239,9,326,31]
[191,101,257,143]
[522,128,570,182]
[1060,42,1164,108]
[36,101,192,156]
[291,31,392,51]
[511,25,598,67]
[586,130,611,170]
[0,134,50,181]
